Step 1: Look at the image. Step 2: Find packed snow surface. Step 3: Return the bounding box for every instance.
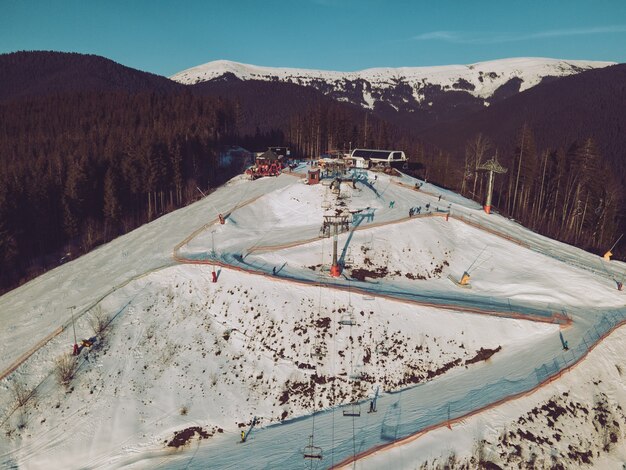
[1,167,625,469]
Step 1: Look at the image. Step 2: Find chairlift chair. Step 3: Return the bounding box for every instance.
[338,313,357,326]
[303,435,323,460]
[339,303,357,326]
[342,402,361,417]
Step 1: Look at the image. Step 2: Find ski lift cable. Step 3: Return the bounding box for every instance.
[331,254,337,468]
[466,246,487,272]
[304,238,326,464]
[376,174,394,198]
[608,233,624,253]
[348,301,358,462]
[468,254,492,275]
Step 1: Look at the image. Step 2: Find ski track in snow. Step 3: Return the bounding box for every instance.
[1,167,625,469]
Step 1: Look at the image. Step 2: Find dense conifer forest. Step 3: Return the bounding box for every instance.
[0,52,624,293]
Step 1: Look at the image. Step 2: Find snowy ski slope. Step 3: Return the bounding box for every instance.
[1,167,625,469]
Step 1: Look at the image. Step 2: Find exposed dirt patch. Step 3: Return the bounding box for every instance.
[166,426,212,448]
[465,346,501,365]
[350,266,388,281]
[315,317,331,329]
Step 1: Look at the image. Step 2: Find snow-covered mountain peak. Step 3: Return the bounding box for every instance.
[170,57,614,111]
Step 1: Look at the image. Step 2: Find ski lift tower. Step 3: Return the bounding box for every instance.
[321,214,350,277]
[477,156,507,214]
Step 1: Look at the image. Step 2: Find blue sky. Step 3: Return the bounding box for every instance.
[1,0,625,76]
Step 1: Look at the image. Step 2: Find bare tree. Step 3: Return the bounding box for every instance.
[55,353,77,386]
[465,133,492,200]
[11,380,34,408]
[87,304,109,336]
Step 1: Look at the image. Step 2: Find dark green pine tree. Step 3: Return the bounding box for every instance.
[63,155,90,239]
[103,159,123,234]
[0,182,18,271]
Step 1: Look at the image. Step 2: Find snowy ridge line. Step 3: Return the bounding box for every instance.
[170,58,614,105]
[334,312,626,470]
[0,326,63,382]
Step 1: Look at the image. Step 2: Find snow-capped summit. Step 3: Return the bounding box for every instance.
[170,57,615,110]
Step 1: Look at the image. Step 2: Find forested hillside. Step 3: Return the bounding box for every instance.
[0,51,181,102]
[0,53,407,293]
[0,52,624,293]
[0,90,241,290]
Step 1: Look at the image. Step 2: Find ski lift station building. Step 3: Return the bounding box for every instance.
[347,148,407,169]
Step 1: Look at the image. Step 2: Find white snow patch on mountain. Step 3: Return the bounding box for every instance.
[170,57,615,105]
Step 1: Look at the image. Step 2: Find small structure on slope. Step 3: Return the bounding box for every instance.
[347,148,407,170]
[245,149,283,179]
[448,248,490,289]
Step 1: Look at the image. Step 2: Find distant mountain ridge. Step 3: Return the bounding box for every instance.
[0,51,182,103]
[171,58,614,116]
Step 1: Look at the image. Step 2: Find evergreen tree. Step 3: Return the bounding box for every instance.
[63,155,90,239]
[103,160,122,232]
